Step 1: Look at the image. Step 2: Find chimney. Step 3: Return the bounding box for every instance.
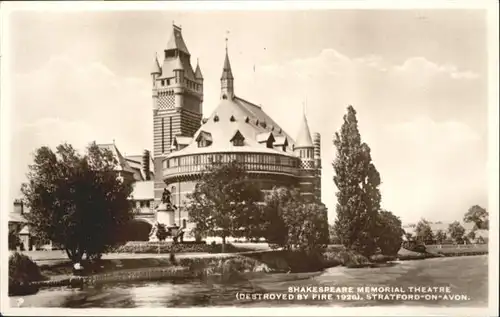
[142,150,151,181]
[13,199,23,214]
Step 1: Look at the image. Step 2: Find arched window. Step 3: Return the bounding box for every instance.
[182,219,187,228]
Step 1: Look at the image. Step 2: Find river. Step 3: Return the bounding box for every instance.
[11,255,488,308]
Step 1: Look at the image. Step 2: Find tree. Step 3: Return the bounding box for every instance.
[463,205,488,230]
[263,187,329,254]
[332,106,382,257]
[21,142,134,263]
[375,210,404,255]
[8,229,20,250]
[155,223,168,241]
[186,160,262,252]
[466,230,476,242]
[415,219,434,245]
[435,230,448,245]
[262,186,292,246]
[329,225,341,244]
[448,221,466,244]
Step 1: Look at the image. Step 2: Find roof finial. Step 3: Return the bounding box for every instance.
[113,139,115,145]
[225,30,230,52]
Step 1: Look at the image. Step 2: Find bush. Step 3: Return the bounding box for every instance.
[156,223,168,241]
[9,252,46,295]
[114,242,255,254]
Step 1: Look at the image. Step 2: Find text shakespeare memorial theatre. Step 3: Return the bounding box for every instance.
[107,24,323,241]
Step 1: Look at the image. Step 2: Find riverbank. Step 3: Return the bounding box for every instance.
[11,255,488,308]
[11,243,488,295]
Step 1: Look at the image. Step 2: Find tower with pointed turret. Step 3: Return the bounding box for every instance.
[294,111,320,202]
[151,24,204,206]
[220,39,234,100]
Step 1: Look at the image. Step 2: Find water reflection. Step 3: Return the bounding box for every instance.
[12,255,488,308]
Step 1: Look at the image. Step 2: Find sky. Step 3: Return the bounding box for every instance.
[2,8,489,224]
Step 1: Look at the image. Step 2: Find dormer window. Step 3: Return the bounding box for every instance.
[222,94,227,100]
[161,80,165,86]
[202,118,208,124]
[256,119,259,126]
[245,116,250,123]
[196,131,213,148]
[167,79,170,85]
[260,121,267,128]
[256,132,275,149]
[214,115,219,122]
[230,130,245,147]
[230,115,236,122]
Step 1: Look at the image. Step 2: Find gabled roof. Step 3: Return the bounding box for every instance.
[295,113,314,148]
[19,225,30,235]
[166,25,190,55]
[230,130,245,142]
[256,132,275,144]
[196,131,213,142]
[97,143,136,174]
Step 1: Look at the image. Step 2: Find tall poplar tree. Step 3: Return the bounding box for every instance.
[332,106,381,257]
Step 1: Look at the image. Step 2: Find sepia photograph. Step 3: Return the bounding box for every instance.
[0,1,498,316]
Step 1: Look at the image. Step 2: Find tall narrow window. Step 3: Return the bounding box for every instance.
[169,117,173,150]
[161,118,165,153]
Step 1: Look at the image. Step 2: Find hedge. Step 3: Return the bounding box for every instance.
[114,242,256,254]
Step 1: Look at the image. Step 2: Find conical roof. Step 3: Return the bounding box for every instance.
[295,113,313,148]
[220,50,234,80]
[151,55,161,74]
[195,59,203,79]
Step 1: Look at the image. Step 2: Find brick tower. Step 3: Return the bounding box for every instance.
[151,24,204,206]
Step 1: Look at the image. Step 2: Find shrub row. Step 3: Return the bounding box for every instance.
[114,242,256,254]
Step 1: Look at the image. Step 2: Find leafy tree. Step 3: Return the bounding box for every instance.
[186,160,262,252]
[156,223,168,241]
[263,187,329,255]
[21,142,134,263]
[463,205,488,230]
[332,106,381,257]
[329,225,341,244]
[261,186,292,246]
[435,230,448,245]
[466,230,476,242]
[375,210,404,255]
[415,219,434,245]
[448,221,466,244]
